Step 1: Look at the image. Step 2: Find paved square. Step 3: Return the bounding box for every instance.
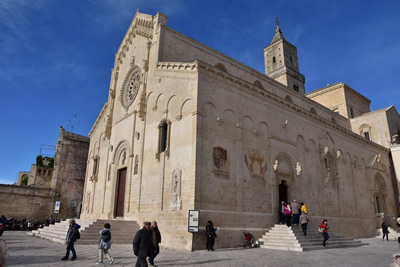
[2,231,399,266]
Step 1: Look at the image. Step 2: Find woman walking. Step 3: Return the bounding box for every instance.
[97,223,115,265]
[319,219,329,247]
[283,203,292,227]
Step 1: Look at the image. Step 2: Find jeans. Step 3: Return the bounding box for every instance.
[301,223,307,236]
[293,214,299,225]
[66,241,77,258]
[149,245,159,265]
[322,232,329,246]
[383,232,389,241]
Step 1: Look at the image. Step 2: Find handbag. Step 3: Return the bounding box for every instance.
[318,227,324,233]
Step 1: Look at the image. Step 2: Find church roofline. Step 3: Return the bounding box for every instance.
[306,82,371,104]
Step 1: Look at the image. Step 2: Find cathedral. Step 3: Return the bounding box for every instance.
[81,10,400,250]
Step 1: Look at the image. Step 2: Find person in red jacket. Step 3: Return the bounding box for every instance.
[319,219,329,247]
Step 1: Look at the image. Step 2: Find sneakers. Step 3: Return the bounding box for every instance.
[71,256,77,261]
[61,257,68,260]
[110,258,115,264]
[96,262,103,265]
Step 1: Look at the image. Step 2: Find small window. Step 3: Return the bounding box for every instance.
[293,84,299,92]
[156,119,171,160]
[290,56,293,63]
[93,157,99,175]
[350,108,354,118]
[364,132,370,141]
[273,56,276,63]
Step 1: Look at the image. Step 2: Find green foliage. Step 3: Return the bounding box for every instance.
[36,155,54,168]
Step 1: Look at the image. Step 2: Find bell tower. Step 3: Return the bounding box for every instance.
[264,18,305,94]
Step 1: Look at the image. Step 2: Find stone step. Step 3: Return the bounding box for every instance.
[260,244,303,252]
[259,224,368,252]
[28,218,140,245]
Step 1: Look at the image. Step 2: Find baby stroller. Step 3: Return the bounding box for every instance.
[243,232,258,248]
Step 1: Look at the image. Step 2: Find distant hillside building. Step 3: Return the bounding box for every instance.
[0,127,89,220]
[81,10,400,250]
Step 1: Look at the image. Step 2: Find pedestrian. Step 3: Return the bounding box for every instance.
[279,201,285,224]
[0,215,6,236]
[133,221,153,267]
[319,219,329,247]
[148,221,161,267]
[382,222,389,241]
[283,203,292,227]
[291,200,301,225]
[61,219,80,261]
[299,211,309,236]
[300,202,308,214]
[206,220,217,251]
[97,223,115,265]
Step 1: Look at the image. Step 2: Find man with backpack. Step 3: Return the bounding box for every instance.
[61,219,80,261]
[97,223,115,265]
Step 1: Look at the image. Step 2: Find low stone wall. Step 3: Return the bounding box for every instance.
[0,184,52,220]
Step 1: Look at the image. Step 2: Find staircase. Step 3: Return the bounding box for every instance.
[28,219,140,245]
[259,224,367,252]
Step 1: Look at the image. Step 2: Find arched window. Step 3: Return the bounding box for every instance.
[253,80,264,89]
[284,95,293,104]
[359,124,372,141]
[156,119,171,160]
[214,63,228,72]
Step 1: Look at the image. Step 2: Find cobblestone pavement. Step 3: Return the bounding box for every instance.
[2,231,400,266]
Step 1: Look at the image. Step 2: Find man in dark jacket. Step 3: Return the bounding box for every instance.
[133,221,153,267]
[148,221,162,267]
[61,219,80,261]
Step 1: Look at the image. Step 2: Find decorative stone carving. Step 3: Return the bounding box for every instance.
[134,155,139,175]
[213,147,229,175]
[107,164,112,181]
[121,151,126,165]
[296,162,302,176]
[170,169,182,210]
[244,150,267,177]
[85,191,91,214]
[273,160,279,172]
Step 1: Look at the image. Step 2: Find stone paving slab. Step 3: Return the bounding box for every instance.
[2,231,400,266]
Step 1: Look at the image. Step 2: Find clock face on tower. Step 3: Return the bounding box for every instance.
[124,71,140,107]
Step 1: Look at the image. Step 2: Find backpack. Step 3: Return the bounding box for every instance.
[76,230,80,239]
[102,230,111,242]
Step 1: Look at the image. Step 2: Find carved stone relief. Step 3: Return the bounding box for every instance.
[170,169,182,211]
[134,154,139,175]
[244,150,267,178]
[85,191,91,214]
[213,147,229,175]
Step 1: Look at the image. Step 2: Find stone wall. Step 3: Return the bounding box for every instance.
[0,185,52,220]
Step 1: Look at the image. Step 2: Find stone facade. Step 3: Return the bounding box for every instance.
[81,10,399,250]
[1,127,89,221]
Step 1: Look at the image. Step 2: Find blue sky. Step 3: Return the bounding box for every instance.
[1,0,399,184]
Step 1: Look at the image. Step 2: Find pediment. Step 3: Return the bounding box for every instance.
[367,154,385,172]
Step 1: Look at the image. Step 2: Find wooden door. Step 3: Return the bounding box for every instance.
[115,168,126,217]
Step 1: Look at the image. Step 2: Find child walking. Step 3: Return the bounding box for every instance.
[97,223,115,265]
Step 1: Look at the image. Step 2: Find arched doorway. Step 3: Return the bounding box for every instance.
[279,180,289,204]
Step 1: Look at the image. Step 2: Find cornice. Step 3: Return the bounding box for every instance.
[89,102,109,137]
[196,61,389,153]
